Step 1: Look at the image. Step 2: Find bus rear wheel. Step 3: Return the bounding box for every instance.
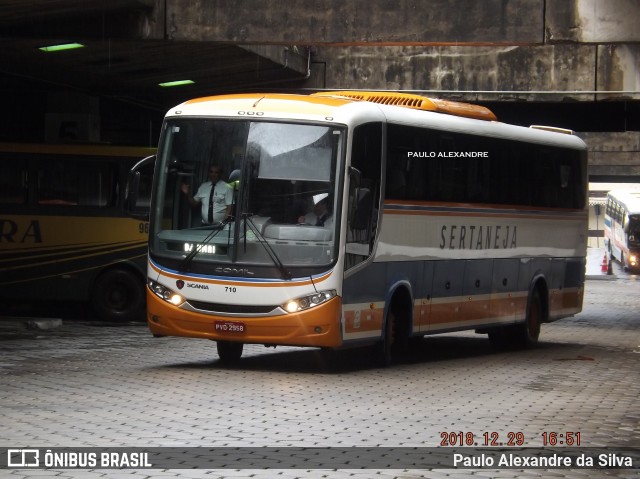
[91,268,145,322]
[488,288,543,349]
[217,341,243,363]
[513,288,543,348]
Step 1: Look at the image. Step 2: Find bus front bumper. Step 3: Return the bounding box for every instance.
[146,290,343,348]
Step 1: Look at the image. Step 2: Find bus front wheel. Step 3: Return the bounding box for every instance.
[91,268,145,322]
[375,309,407,367]
[217,341,243,363]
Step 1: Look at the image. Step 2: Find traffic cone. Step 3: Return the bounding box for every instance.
[601,253,608,273]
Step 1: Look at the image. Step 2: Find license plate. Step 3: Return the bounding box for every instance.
[215,320,246,333]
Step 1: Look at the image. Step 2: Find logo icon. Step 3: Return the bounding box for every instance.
[7,449,40,467]
[176,280,184,290]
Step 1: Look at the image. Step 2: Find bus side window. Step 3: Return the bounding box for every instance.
[77,163,115,207]
[37,159,78,205]
[386,168,406,199]
[36,159,115,207]
[0,160,28,204]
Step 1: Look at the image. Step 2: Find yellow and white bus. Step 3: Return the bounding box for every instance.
[142,91,588,364]
[604,190,640,272]
[0,143,155,321]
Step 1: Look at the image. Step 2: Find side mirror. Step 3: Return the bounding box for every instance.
[229,169,241,183]
[125,154,155,219]
[349,166,362,187]
[126,171,141,212]
[228,169,241,192]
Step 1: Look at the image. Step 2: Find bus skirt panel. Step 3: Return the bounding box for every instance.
[146,290,343,348]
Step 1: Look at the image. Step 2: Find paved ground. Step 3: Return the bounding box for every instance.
[0,249,638,478]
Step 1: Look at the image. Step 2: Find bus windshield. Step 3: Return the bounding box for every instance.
[628,215,640,246]
[150,119,344,277]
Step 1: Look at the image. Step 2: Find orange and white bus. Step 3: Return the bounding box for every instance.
[141,91,588,364]
[604,190,640,272]
[0,143,155,321]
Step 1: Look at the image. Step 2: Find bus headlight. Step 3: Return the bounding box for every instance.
[148,279,185,306]
[630,254,638,266]
[283,290,337,313]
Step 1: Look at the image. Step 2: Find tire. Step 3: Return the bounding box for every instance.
[377,311,395,367]
[490,288,544,350]
[216,341,243,363]
[91,268,145,322]
[513,288,543,348]
[375,309,406,367]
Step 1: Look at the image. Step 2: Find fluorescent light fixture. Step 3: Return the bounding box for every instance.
[39,42,85,52]
[158,80,195,87]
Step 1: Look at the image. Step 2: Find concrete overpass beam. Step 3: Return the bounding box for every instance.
[546,0,640,43]
[242,45,310,77]
[313,44,597,101]
[597,45,640,100]
[164,0,544,45]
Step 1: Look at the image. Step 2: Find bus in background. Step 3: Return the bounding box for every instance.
[139,91,588,365]
[0,143,155,322]
[604,190,640,272]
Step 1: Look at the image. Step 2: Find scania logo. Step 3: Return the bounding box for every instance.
[186,283,209,290]
[176,280,185,290]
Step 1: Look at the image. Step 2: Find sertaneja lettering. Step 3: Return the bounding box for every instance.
[440,225,517,250]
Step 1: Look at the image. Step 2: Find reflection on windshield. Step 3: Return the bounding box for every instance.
[150,119,343,275]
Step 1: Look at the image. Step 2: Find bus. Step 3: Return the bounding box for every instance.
[140,91,588,365]
[0,142,155,322]
[604,190,640,272]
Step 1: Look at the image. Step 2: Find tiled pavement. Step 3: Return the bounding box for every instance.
[0,264,638,478]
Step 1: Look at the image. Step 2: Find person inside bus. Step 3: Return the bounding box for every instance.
[297,193,333,228]
[181,165,234,225]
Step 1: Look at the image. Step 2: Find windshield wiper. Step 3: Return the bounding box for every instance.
[242,214,292,280]
[178,217,232,272]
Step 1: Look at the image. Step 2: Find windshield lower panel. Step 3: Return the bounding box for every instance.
[150,119,343,279]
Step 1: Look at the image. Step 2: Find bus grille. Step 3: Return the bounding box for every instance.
[187,300,278,315]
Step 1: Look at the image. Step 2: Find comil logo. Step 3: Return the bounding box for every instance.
[7,449,39,467]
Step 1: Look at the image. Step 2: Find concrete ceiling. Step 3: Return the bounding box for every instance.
[0,0,310,112]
